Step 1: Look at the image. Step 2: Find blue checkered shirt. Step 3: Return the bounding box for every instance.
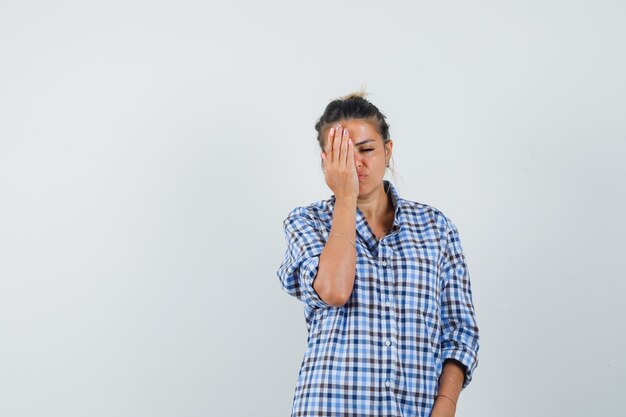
[277,180,479,417]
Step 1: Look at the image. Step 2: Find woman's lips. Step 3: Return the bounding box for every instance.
[358,174,367,180]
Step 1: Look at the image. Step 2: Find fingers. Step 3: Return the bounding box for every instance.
[332,125,343,164]
[330,125,351,165]
[325,127,334,157]
[322,127,334,170]
[339,127,349,165]
[325,124,352,170]
[347,136,354,167]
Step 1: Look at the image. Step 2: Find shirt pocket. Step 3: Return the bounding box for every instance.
[398,251,440,313]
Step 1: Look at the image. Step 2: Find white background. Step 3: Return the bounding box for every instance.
[1,1,624,416]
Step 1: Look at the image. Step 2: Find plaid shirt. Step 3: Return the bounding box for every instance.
[277,180,479,417]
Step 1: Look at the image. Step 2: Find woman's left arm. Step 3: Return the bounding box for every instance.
[432,217,480,416]
[429,359,465,417]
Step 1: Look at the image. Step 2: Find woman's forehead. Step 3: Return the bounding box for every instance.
[323,118,382,140]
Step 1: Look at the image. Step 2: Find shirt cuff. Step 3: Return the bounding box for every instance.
[300,255,332,310]
[441,343,479,389]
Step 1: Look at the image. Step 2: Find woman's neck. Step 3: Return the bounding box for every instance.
[357,183,392,220]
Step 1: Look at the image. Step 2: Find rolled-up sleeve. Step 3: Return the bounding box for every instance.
[438,218,480,389]
[277,207,332,310]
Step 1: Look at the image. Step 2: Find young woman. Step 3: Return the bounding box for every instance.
[277,93,479,417]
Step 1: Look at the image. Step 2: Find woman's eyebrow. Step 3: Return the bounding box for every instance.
[354,139,375,146]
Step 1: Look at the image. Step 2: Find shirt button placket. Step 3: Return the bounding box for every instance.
[379,252,397,398]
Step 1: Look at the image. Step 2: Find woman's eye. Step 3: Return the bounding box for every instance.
[362,149,374,152]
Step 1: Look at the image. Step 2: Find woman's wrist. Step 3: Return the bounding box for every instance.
[430,395,456,417]
[436,394,457,407]
[334,194,358,206]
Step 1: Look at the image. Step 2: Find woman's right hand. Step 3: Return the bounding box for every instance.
[321,124,359,200]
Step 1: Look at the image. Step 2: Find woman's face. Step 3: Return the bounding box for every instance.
[322,118,393,196]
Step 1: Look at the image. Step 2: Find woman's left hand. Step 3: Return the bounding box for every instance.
[429,396,456,417]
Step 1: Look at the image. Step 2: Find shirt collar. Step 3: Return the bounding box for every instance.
[383,179,400,218]
[378,179,402,232]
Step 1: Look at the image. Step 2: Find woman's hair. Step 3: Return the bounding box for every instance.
[314,91,395,175]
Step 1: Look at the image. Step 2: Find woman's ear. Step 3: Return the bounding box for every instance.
[385,139,393,160]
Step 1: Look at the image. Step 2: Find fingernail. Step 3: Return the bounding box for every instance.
[329,127,334,135]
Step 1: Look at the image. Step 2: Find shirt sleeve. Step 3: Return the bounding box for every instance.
[276,207,332,310]
[438,217,480,389]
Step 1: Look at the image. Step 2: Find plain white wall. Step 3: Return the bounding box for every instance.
[1,1,624,416]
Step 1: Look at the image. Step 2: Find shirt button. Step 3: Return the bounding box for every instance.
[382,260,387,267]
[385,380,391,387]
[385,300,391,307]
[385,339,391,347]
